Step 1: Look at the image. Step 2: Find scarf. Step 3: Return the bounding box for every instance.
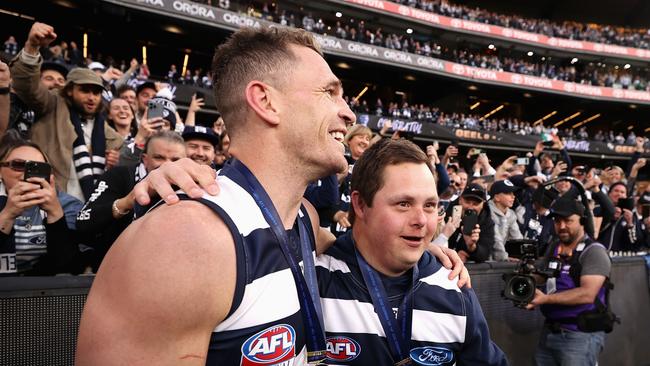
[70,109,106,200]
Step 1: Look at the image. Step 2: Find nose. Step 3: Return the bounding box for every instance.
[338,99,356,127]
[410,207,428,228]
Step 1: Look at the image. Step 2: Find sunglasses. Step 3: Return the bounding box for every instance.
[0,159,29,172]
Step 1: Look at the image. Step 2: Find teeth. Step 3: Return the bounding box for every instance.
[330,131,345,141]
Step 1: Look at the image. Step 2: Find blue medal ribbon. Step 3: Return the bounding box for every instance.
[354,244,418,365]
[227,159,326,363]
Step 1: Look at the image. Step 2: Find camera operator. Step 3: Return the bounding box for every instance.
[446,183,494,263]
[526,195,613,366]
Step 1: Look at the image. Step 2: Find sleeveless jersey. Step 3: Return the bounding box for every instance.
[315,232,507,365]
[192,166,317,365]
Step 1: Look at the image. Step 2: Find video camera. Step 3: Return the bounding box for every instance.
[502,239,561,307]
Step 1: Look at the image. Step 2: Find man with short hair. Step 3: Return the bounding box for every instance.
[135,81,156,121]
[446,183,495,263]
[182,125,218,166]
[78,27,465,365]
[527,195,613,366]
[317,139,507,365]
[10,22,123,202]
[76,131,185,270]
[116,84,137,113]
[488,179,523,260]
[40,61,68,90]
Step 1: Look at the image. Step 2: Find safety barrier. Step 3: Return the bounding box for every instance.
[1,257,648,365]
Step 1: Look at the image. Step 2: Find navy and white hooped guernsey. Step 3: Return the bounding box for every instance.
[315,232,508,366]
[186,166,316,365]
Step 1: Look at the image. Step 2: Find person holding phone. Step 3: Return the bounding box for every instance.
[0,130,82,275]
[599,182,644,251]
[445,183,494,263]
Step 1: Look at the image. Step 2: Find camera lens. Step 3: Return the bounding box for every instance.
[512,278,532,298]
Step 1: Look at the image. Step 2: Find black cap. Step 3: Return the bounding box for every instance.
[638,192,650,205]
[490,179,519,196]
[182,125,220,147]
[136,81,157,95]
[549,196,585,219]
[41,61,69,78]
[461,183,487,202]
[532,185,559,209]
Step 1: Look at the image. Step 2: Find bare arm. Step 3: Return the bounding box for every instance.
[76,201,236,365]
[528,275,606,309]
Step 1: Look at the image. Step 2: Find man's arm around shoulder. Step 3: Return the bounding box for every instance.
[76,200,236,365]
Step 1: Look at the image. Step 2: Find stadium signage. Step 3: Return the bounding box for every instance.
[112,0,650,104]
[341,0,650,61]
[172,0,215,19]
[358,114,648,158]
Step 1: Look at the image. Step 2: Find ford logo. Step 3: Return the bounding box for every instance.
[410,346,455,366]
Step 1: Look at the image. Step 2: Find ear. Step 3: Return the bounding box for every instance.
[351,191,367,221]
[245,80,280,126]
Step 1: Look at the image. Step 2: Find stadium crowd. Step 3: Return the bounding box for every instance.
[0,17,648,279]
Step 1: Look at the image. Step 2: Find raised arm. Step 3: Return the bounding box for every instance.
[76,201,235,365]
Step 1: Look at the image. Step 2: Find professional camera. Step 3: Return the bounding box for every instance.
[502,239,560,307]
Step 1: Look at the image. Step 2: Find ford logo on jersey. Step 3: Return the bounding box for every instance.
[409,346,455,366]
[241,324,296,365]
[326,336,361,361]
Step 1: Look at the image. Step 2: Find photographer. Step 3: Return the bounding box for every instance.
[446,183,494,263]
[0,130,82,275]
[526,195,612,366]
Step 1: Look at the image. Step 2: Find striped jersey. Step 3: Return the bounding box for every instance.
[316,232,508,365]
[193,166,317,365]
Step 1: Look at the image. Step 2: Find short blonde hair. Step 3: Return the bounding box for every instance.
[344,124,372,145]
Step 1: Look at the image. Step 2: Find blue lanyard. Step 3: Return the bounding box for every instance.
[228,159,326,363]
[355,246,418,365]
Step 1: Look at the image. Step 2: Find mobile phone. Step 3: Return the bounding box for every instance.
[147,101,165,120]
[642,204,650,219]
[617,197,635,211]
[23,161,52,181]
[195,91,204,99]
[593,169,602,176]
[542,140,555,147]
[516,157,529,165]
[452,205,463,222]
[468,148,482,157]
[461,209,478,236]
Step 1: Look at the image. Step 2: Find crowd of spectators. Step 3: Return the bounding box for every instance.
[392,0,650,50]
[349,98,646,145]
[214,1,650,91]
[1,19,649,278]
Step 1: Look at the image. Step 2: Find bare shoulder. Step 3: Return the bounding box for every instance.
[77,200,236,364]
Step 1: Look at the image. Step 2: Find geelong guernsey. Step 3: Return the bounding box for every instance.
[315,232,508,366]
[186,164,317,365]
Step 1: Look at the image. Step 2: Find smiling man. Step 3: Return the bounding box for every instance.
[10,22,123,203]
[317,139,507,365]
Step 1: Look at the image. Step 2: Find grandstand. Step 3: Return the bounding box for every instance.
[2,1,650,365]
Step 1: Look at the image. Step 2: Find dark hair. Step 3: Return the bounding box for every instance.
[211,27,322,136]
[143,131,184,154]
[609,181,627,195]
[106,98,138,138]
[116,84,136,97]
[349,139,434,225]
[0,130,49,163]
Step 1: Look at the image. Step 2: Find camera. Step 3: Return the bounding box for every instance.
[502,239,560,307]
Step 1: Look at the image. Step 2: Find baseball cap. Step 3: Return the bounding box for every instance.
[549,196,585,219]
[532,185,559,209]
[88,61,106,72]
[638,192,650,205]
[461,183,487,202]
[490,179,519,196]
[65,68,105,89]
[182,125,220,147]
[136,81,157,95]
[41,61,69,78]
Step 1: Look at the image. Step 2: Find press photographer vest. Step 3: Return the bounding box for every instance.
[541,237,611,332]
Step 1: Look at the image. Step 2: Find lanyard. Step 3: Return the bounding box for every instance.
[354,246,418,365]
[227,159,326,364]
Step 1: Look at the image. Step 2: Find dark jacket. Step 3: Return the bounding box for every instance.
[446,199,495,263]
